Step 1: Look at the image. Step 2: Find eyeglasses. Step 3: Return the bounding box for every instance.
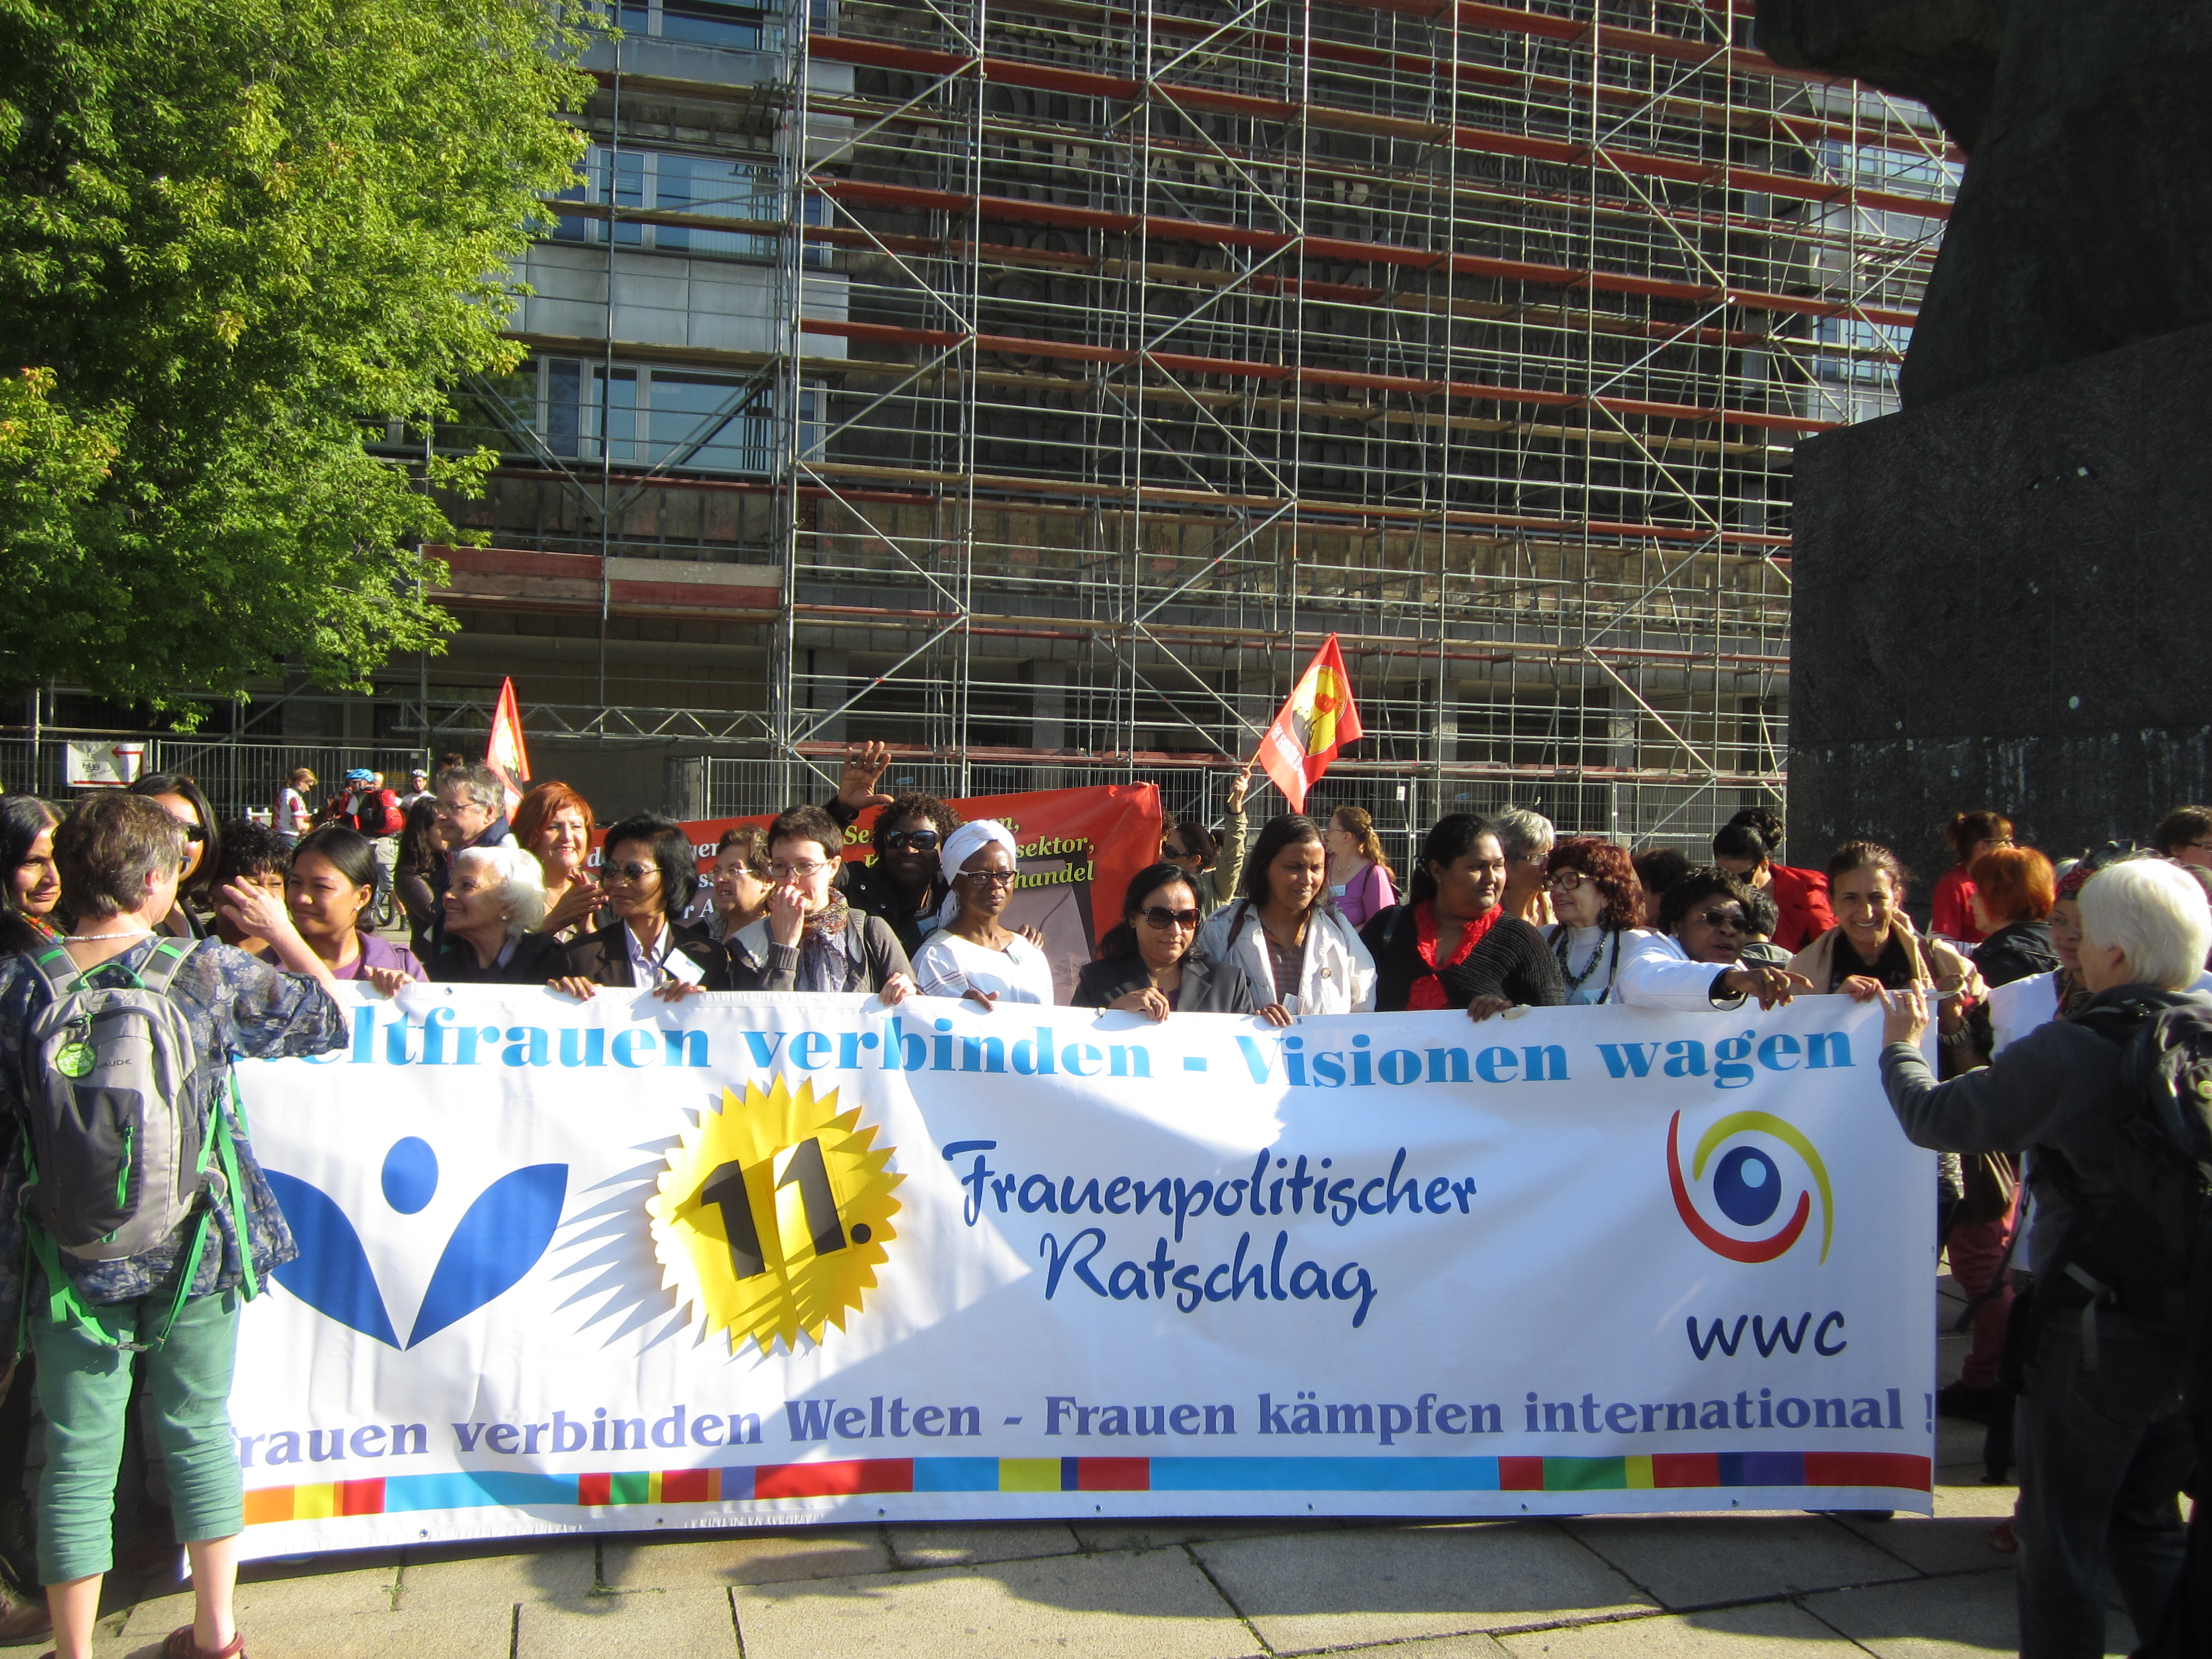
[1141,906,1201,931]
[1544,871,1587,893]
[960,869,1018,889]
[769,859,832,881]
[1693,907,1749,930]
[175,823,206,844]
[601,861,658,885]
[879,831,941,855]
[430,801,469,819]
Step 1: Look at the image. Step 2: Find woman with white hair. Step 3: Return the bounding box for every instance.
[1879,856,2212,1659]
[425,846,568,983]
[910,821,1056,1008]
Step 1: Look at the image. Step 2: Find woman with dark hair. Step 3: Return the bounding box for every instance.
[511,781,601,942]
[1789,841,1980,1020]
[1358,814,1559,1017]
[1931,809,2013,944]
[822,743,966,957]
[1323,805,1396,929]
[1161,767,1253,919]
[1968,844,2059,990]
[1630,847,1689,930]
[392,796,443,958]
[1539,837,1652,1005]
[1726,805,1785,853]
[0,798,62,954]
[1074,862,1273,1021]
[127,772,220,937]
[723,806,912,998]
[557,814,717,992]
[286,826,425,990]
[1614,866,1809,1010]
[1710,821,1836,953]
[1197,815,1375,1016]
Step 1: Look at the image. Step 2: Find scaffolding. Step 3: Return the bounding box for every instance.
[411,0,1956,853]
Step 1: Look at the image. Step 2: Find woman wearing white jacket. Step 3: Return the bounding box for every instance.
[1197,814,1376,1016]
[1613,864,1808,1011]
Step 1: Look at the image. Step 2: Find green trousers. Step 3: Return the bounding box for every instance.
[30,1291,242,1584]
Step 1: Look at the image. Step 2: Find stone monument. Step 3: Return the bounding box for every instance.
[1760,0,2212,875]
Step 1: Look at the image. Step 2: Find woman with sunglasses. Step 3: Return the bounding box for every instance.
[555,813,720,994]
[127,772,221,938]
[722,806,914,999]
[911,821,1057,1009]
[1074,863,1279,1021]
[1613,865,1809,1010]
[1538,836,1653,1005]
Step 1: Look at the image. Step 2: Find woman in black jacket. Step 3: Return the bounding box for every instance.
[1360,813,1565,1016]
[555,814,720,993]
[1073,863,1280,1021]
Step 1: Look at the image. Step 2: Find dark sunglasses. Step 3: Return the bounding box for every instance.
[1141,906,1201,930]
[179,823,206,844]
[601,860,658,884]
[1694,907,1748,930]
[880,830,942,854]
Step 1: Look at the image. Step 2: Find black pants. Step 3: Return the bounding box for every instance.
[2015,1312,2193,1658]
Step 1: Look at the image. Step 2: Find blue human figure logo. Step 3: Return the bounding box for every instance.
[265,1139,567,1349]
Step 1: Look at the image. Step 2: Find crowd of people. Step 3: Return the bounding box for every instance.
[0,752,2203,1658]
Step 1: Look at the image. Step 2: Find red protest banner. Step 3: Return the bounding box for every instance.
[612,784,1165,1000]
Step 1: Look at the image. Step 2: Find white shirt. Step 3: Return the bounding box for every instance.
[1611,932,1746,1012]
[623,921,703,988]
[912,931,1056,1005]
[274,787,310,836]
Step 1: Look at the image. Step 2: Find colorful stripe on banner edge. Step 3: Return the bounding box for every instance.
[243,1451,1931,1523]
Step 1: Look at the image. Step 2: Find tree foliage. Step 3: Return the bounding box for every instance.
[0,0,591,711]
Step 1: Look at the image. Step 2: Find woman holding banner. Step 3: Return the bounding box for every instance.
[723,807,914,999]
[1074,862,1279,1020]
[556,815,719,992]
[912,821,1057,1008]
[1197,815,1375,1017]
[1360,814,1562,1017]
[426,847,570,984]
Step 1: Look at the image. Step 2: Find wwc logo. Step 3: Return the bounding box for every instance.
[265,1138,567,1348]
[1667,1110,1832,1264]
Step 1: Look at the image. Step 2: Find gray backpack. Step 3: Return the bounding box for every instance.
[20,939,254,1347]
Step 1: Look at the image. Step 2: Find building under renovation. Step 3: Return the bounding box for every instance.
[23,1,1960,857]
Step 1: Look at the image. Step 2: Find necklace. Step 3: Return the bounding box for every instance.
[62,928,153,944]
[1554,926,1612,995]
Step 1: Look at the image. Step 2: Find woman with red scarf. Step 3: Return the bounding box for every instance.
[1360,813,1566,1016]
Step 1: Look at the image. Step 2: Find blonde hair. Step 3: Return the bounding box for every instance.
[1330,805,1395,881]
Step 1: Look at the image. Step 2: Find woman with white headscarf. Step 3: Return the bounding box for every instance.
[911,820,1057,1008]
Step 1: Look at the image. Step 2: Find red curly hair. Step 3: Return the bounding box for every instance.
[1546,836,1642,930]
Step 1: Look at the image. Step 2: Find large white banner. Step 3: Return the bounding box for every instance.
[228,990,1935,1557]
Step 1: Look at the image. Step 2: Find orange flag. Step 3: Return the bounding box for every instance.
[486,677,532,817]
[1256,636,1362,813]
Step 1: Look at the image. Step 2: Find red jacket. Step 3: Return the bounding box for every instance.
[1764,863,1836,953]
[1929,864,1983,944]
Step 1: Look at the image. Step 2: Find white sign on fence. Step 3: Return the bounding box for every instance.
[228,990,1934,1558]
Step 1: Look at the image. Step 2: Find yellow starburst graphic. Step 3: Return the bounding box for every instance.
[648,1078,903,1356]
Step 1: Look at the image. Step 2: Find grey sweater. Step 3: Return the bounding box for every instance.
[1879,984,2206,1277]
[722,913,911,993]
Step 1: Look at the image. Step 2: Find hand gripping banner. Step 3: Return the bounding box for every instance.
[227,991,1934,1557]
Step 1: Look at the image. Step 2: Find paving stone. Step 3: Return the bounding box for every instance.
[600,1525,891,1588]
[1499,1600,1863,1655]
[1840,1511,2020,1576]
[885,1521,1082,1568]
[1192,1521,1653,1650]
[118,1606,516,1659]
[118,1563,395,1643]
[1071,1518,1344,1554]
[518,1586,737,1657]
[1321,1637,1511,1659]
[1803,1567,2137,1656]
[732,1544,1258,1659]
[1929,1480,2019,1521]
[1559,1514,1921,1609]
[397,1542,598,1612]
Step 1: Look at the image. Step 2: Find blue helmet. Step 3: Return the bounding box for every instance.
[343,768,374,785]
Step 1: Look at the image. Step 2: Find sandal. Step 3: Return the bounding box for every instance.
[161,1628,246,1659]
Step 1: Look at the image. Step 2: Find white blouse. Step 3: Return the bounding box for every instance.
[912,930,1057,1005]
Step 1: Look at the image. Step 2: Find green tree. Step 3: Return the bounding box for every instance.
[0,0,591,713]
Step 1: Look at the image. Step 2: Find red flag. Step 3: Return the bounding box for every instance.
[485,677,531,817]
[1256,636,1362,813]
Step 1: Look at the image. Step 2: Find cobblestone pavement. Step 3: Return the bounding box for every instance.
[37,1279,2146,1658]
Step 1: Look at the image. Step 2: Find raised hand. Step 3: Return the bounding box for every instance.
[835,740,896,814]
